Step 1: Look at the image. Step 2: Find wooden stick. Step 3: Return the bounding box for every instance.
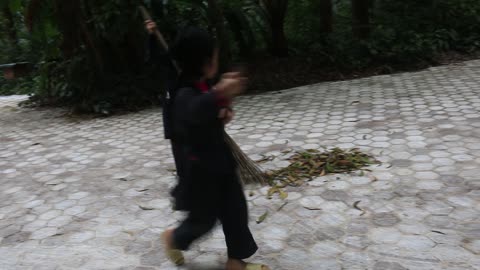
[138,5,180,72]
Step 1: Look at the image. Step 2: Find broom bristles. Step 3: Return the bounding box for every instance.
[224,132,268,185]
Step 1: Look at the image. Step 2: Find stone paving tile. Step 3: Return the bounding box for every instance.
[1,61,480,269]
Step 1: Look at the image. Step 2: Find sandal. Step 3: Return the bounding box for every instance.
[161,231,185,266]
[246,263,271,270]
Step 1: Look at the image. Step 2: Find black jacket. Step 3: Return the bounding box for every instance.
[145,34,178,139]
[173,87,236,174]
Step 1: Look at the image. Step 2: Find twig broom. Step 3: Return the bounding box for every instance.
[139,6,267,185]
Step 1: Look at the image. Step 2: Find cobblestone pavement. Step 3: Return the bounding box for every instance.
[1,61,480,270]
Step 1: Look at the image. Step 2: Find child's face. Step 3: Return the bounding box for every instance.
[204,48,219,80]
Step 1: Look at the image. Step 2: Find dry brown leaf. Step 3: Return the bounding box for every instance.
[279,190,288,200]
[257,155,274,163]
[267,187,279,199]
[304,206,322,211]
[353,201,362,211]
[256,211,268,224]
[337,160,352,166]
[277,202,288,211]
[353,201,366,216]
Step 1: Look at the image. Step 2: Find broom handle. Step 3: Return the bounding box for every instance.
[138,5,180,73]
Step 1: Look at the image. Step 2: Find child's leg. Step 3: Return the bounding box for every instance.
[170,139,185,179]
[172,211,217,250]
[170,139,189,210]
[219,174,258,260]
[172,167,220,250]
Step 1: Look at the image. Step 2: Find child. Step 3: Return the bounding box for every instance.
[162,27,270,270]
[145,20,234,211]
[145,20,189,211]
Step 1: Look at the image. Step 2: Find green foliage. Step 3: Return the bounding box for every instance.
[18,0,164,113]
[222,0,270,57]
[284,0,320,48]
[0,76,36,95]
[0,1,39,96]
[286,0,480,68]
[1,0,480,110]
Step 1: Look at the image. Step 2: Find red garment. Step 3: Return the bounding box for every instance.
[194,81,231,107]
[194,81,210,93]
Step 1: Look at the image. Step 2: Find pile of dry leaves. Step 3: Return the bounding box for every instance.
[263,148,379,199]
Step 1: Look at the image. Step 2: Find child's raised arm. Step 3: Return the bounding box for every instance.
[184,75,246,125]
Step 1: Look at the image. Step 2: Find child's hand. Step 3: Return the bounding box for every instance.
[214,73,247,98]
[219,108,234,125]
[222,72,242,79]
[145,20,157,34]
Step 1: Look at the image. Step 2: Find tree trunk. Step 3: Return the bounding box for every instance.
[2,5,20,58]
[352,0,370,39]
[206,0,231,70]
[319,0,333,34]
[54,0,83,58]
[270,20,288,56]
[262,0,289,57]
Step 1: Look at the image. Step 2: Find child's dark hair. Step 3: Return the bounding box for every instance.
[171,26,216,80]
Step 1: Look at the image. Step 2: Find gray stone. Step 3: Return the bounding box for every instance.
[286,233,317,248]
[0,224,21,238]
[342,235,369,249]
[125,241,153,254]
[346,221,370,235]
[64,206,86,216]
[390,159,412,167]
[54,200,76,210]
[397,235,436,251]
[68,231,95,243]
[48,215,73,227]
[320,190,349,201]
[373,261,408,270]
[462,239,480,254]
[68,192,90,200]
[425,215,456,229]
[299,196,324,210]
[1,232,30,245]
[372,212,401,227]
[38,210,62,220]
[340,250,373,269]
[316,227,345,241]
[369,227,402,244]
[140,249,167,266]
[310,241,344,258]
[30,227,58,240]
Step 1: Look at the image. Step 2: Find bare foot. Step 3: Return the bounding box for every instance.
[226,259,246,270]
[162,229,185,266]
[162,229,175,249]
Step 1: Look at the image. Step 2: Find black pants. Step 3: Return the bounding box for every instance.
[172,165,258,259]
[170,139,189,211]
